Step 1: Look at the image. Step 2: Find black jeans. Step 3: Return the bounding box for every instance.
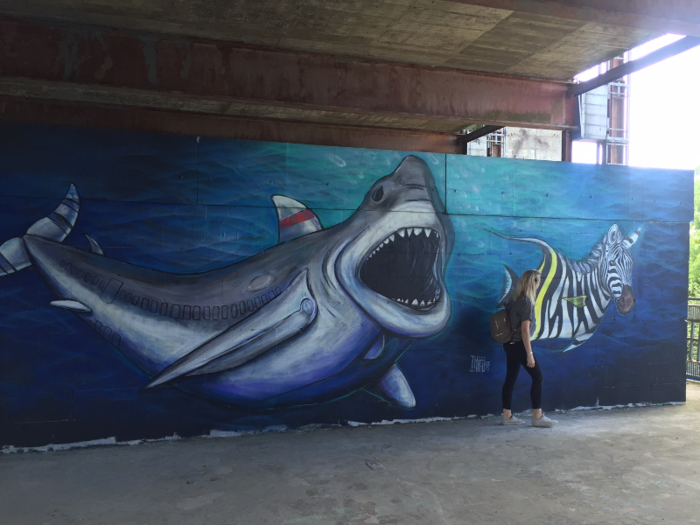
[501,340,543,410]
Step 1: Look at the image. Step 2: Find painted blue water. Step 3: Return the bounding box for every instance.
[0,122,691,446]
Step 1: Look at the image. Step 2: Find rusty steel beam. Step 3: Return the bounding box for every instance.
[451,0,700,37]
[561,129,573,162]
[455,125,503,154]
[0,16,576,133]
[0,98,462,154]
[568,36,700,97]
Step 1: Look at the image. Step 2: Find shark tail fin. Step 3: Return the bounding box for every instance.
[496,264,519,308]
[0,184,80,276]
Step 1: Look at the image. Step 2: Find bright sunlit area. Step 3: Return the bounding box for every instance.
[573,34,700,171]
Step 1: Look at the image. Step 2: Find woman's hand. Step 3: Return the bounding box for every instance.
[526,352,535,368]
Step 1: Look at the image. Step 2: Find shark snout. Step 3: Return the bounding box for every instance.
[390,156,446,213]
[336,155,454,338]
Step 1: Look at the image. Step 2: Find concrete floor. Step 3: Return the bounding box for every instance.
[3,386,700,525]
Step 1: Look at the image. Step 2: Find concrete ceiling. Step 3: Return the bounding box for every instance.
[0,0,665,81]
[1,0,699,152]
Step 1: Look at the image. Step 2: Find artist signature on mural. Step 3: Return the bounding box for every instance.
[470,355,490,373]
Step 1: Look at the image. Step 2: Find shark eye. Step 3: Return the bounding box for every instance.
[372,186,384,202]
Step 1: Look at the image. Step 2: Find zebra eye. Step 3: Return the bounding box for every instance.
[609,260,616,266]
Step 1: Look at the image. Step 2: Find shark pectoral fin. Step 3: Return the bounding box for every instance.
[367,364,416,408]
[363,334,385,360]
[85,234,104,255]
[50,300,92,314]
[146,270,316,388]
[271,195,323,243]
[190,298,317,376]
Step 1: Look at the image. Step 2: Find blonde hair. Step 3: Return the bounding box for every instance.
[514,270,541,304]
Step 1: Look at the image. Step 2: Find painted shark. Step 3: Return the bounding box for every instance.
[0,156,454,408]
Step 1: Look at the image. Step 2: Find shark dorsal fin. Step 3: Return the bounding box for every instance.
[271,195,323,243]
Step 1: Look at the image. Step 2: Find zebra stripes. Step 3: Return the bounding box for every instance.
[494,224,640,351]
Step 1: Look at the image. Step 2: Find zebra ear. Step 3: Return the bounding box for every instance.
[623,228,641,249]
[607,224,622,243]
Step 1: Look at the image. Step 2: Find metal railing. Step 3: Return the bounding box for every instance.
[687,298,700,379]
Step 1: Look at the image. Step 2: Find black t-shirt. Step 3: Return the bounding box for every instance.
[508,295,536,342]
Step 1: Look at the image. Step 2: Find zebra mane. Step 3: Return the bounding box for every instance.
[563,238,605,274]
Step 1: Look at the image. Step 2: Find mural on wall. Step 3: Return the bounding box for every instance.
[493,224,640,351]
[0,155,453,409]
[0,122,692,448]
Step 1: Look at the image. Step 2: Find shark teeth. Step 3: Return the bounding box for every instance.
[364,227,440,265]
[370,227,439,248]
[360,228,443,311]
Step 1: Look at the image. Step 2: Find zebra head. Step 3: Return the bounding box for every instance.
[600,224,640,316]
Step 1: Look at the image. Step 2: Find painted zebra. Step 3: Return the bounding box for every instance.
[493,224,640,351]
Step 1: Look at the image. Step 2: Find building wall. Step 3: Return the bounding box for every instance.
[467,128,562,161]
[0,122,691,448]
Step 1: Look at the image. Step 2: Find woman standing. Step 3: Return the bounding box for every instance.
[501,270,556,428]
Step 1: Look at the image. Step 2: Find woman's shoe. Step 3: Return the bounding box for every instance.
[532,415,557,428]
[501,415,523,426]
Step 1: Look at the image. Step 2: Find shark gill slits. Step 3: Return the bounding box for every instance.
[116,287,278,323]
[92,320,121,350]
[360,227,441,310]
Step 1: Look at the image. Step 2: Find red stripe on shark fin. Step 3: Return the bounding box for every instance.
[279,209,317,229]
[271,195,323,243]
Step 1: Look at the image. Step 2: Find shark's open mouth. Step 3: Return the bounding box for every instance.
[359,227,442,310]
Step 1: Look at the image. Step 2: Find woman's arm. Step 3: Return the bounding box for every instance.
[521,320,535,368]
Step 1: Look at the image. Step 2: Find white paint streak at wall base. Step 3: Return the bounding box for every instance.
[1,433,181,455]
[568,401,686,412]
[1,401,686,454]
[207,425,289,439]
[1,437,118,454]
[346,416,456,427]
